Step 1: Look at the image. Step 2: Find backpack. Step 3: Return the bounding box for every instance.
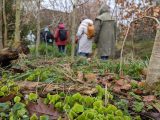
[59,29,67,41]
[86,23,95,39]
[44,31,50,40]
[44,31,53,43]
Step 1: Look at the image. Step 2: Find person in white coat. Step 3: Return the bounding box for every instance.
[76,18,93,57]
[26,30,36,44]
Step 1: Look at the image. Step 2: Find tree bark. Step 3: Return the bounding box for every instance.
[14,0,21,45]
[71,2,77,62]
[0,0,3,49]
[2,0,7,47]
[146,27,160,86]
[36,0,41,57]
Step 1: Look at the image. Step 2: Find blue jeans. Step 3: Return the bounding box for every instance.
[79,52,89,57]
[58,45,65,53]
[101,56,109,60]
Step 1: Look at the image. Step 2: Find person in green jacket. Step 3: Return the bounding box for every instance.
[94,5,116,60]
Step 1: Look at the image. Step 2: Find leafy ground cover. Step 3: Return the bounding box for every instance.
[0,57,160,120]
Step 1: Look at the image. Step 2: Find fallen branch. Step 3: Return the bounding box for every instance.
[17,81,97,95]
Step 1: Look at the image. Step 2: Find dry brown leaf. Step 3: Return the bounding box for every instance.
[113,86,121,93]
[121,84,131,90]
[143,95,156,102]
[77,71,84,81]
[134,89,143,95]
[85,73,97,83]
[138,81,146,87]
[27,98,59,120]
[106,74,116,81]
[115,79,125,86]
[18,81,44,91]
[0,94,15,102]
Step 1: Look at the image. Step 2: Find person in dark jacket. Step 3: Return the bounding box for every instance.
[54,23,68,53]
[42,27,54,45]
[94,5,116,60]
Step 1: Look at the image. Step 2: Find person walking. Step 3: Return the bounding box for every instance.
[94,5,116,60]
[54,22,68,53]
[76,17,94,57]
[26,30,36,44]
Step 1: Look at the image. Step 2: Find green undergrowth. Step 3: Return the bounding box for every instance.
[0,58,150,119]
[29,43,72,58]
[42,85,131,120]
[0,83,133,120]
[9,58,147,82]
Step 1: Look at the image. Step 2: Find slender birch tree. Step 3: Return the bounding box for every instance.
[0,0,2,49]
[71,0,77,61]
[36,0,41,56]
[2,0,7,47]
[14,0,21,45]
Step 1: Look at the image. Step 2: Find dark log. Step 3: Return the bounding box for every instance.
[0,42,30,67]
[0,48,19,67]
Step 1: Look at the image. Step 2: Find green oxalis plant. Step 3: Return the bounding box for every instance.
[0,78,132,120]
[42,85,132,120]
[0,75,20,97]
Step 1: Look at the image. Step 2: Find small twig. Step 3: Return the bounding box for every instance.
[36,75,40,95]
[104,83,108,107]
[42,81,53,94]
[119,25,130,75]
[54,66,84,84]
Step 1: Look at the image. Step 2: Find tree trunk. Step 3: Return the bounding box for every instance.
[71,2,77,62]
[0,0,3,49]
[14,0,21,45]
[2,0,7,47]
[36,0,41,57]
[146,27,160,87]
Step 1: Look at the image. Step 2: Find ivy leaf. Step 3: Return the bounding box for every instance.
[55,102,63,111]
[106,104,117,114]
[65,96,74,106]
[1,86,8,92]
[63,104,70,112]
[124,116,132,120]
[12,103,26,112]
[84,96,94,106]
[115,110,123,116]
[28,93,38,101]
[30,113,38,120]
[17,108,27,117]
[69,110,78,120]
[49,94,60,105]
[76,113,86,120]
[0,91,4,97]
[40,115,49,120]
[0,103,10,112]
[72,93,82,101]
[96,85,105,99]
[93,100,103,109]
[85,109,96,119]
[72,103,84,113]
[14,96,21,103]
